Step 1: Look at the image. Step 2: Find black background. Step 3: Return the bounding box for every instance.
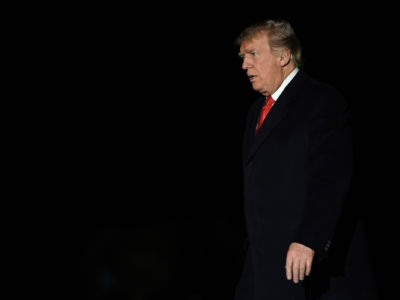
[7,2,398,299]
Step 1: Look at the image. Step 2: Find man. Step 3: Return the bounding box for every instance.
[235,20,377,299]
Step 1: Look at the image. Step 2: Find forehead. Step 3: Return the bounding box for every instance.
[240,32,269,52]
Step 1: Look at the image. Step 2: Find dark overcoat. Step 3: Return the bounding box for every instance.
[235,70,378,299]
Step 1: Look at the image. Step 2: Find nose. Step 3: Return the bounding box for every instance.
[242,58,248,70]
[242,57,250,70]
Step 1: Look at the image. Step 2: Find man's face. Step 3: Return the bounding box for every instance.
[239,32,283,97]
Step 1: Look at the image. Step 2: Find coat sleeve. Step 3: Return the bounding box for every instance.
[293,85,353,257]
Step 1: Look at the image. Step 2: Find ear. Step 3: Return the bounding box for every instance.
[279,48,291,67]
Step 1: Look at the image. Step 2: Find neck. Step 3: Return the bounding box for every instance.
[282,64,296,80]
[263,65,297,98]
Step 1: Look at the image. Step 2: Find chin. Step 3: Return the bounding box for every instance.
[253,87,266,95]
[252,84,262,93]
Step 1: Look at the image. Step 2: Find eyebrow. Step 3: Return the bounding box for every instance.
[238,48,256,58]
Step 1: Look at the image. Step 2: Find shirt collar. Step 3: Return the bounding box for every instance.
[271,67,299,101]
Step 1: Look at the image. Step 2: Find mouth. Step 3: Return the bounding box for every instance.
[248,74,257,82]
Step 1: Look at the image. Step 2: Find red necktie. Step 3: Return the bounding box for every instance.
[255,95,275,135]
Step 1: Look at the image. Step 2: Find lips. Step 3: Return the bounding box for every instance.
[248,74,257,81]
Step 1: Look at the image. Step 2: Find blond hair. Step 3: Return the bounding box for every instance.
[235,19,303,68]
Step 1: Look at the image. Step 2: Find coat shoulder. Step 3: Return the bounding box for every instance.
[299,72,349,115]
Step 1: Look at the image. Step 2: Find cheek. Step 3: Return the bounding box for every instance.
[261,63,280,80]
[259,59,274,73]
[258,68,274,83]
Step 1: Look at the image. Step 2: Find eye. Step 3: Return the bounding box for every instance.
[250,51,257,56]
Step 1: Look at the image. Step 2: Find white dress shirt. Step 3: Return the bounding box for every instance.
[271,67,299,101]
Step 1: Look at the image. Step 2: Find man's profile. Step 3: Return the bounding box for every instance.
[234,19,377,299]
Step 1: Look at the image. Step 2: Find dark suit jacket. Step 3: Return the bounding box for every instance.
[235,70,377,299]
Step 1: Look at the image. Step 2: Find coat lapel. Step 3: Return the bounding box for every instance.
[242,98,263,162]
[244,97,289,166]
[243,70,306,167]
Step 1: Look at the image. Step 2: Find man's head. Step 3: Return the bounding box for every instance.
[236,20,302,96]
